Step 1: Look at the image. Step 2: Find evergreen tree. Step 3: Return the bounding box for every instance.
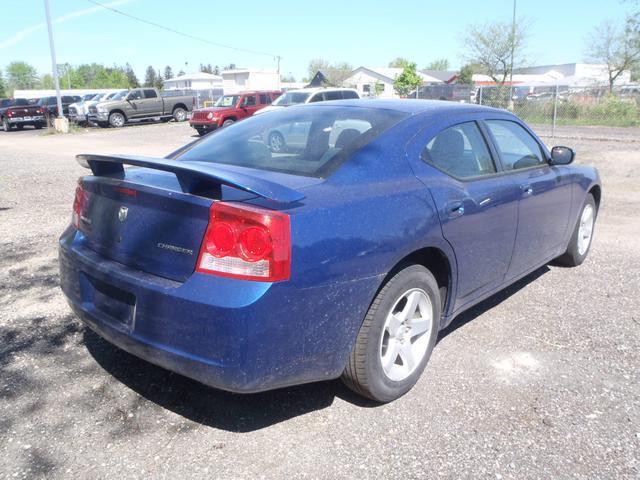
[125,63,140,88]
[154,69,163,90]
[164,66,173,80]
[144,65,156,87]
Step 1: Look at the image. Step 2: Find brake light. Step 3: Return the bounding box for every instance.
[197,202,291,282]
[6,110,12,117]
[37,107,44,114]
[71,180,87,229]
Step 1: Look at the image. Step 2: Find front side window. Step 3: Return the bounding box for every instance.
[308,93,324,103]
[486,120,545,170]
[128,91,143,100]
[422,122,496,179]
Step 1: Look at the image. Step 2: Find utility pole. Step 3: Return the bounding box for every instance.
[44,0,67,132]
[508,0,517,109]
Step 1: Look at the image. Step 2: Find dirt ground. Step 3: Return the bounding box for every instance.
[0,121,639,479]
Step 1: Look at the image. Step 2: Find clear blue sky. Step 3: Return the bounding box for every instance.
[0,0,633,81]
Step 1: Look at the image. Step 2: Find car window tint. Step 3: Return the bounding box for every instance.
[486,120,545,170]
[342,90,359,99]
[176,106,408,178]
[143,89,158,98]
[422,122,495,178]
[13,99,29,106]
[325,91,343,100]
[308,93,324,103]
[242,95,256,106]
[259,94,271,104]
[129,91,143,100]
[62,96,75,103]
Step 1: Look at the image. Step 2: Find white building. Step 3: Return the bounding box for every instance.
[513,63,631,86]
[343,67,445,98]
[163,72,223,91]
[221,69,280,94]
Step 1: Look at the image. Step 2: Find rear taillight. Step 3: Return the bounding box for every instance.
[71,180,87,229]
[6,110,12,117]
[197,202,291,282]
[37,107,44,114]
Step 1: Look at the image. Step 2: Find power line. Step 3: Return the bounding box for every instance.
[85,0,281,62]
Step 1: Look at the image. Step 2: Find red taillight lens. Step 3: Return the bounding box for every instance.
[37,107,44,114]
[71,180,86,229]
[197,202,291,282]
[7,110,12,117]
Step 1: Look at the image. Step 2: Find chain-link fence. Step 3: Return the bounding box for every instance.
[163,88,223,109]
[415,84,640,135]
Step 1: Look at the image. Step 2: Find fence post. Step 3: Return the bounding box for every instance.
[479,85,483,105]
[552,83,558,138]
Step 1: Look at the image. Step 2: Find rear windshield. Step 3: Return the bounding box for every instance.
[176,105,408,178]
[273,92,312,106]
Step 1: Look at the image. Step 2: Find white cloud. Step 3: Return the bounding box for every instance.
[0,0,134,49]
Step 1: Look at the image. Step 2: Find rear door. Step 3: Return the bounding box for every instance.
[484,119,573,277]
[407,118,520,309]
[140,89,163,117]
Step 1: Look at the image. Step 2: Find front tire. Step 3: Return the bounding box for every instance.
[222,118,235,128]
[342,264,440,402]
[556,194,597,267]
[173,108,187,122]
[108,112,125,128]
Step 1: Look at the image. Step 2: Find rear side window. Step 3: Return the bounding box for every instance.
[422,122,496,179]
[242,95,256,106]
[308,93,324,103]
[324,91,343,100]
[143,89,158,98]
[176,106,408,178]
[62,96,75,103]
[259,94,272,105]
[342,90,359,99]
[486,120,545,170]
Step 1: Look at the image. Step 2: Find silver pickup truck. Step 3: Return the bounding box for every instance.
[87,88,194,128]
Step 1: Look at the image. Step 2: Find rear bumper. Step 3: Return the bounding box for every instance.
[59,227,380,393]
[8,115,44,125]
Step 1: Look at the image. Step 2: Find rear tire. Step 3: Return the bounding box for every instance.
[34,123,43,130]
[342,264,440,402]
[555,194,597,267]
[173,108,187,122]
[268,131,286,152]
[3,118,12,132]
[108,112,125,128]
[16,124,24,130]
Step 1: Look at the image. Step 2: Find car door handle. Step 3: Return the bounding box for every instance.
[521,184,533,196]
[447,201,465,218]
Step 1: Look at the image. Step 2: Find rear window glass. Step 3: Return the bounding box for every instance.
[176,106,408,178]
[273,92,311,106]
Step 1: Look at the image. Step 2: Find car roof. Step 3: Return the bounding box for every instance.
[304,98,504,115]
[284,87,358,94]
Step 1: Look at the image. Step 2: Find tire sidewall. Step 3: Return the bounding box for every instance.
[567,194,597,265]
[269,131,285,152]
[173,108,186,122]
[363,265,440,402]
[222,119,234,127]
[109,112,125,128]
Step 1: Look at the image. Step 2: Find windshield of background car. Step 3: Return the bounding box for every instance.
[273,92,312,106]
[176,106,408,178]
[215,95,240,107]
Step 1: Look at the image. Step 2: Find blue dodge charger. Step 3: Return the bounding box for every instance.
[59,100,601,402]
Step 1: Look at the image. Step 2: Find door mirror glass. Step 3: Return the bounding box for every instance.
[550,146,575,165]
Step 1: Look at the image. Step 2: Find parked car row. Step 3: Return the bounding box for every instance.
[189,87,360,136]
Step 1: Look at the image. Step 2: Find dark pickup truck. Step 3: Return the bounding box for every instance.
[88,88,194,128]
[189,90,281,135]
[1,98,46,132]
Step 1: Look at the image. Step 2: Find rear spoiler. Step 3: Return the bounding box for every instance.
[76,154,305,204]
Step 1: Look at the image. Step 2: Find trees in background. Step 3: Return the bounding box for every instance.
[6,61,38,91]
[144,66,157,88]
[586,19,640,92]
[0,70,6,97]
[425,58,450,70]
[164,66,174,80]
[124,63,139,88]
[388,57,412,68]
[461,18,528,84]
[393,62,422,97]
[307,58,353,86]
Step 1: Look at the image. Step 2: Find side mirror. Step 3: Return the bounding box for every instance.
[550,146,575,165]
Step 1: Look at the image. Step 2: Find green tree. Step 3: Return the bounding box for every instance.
[586,19,640,91]
[6,61,38,91]
[213,65,220,75]
[144,65,156,87]
[200,63,213,73]
[0,69,6,97]
[457,64,478,84]
[223,63,237,71]
[154,69,163,90]
[125,63,139,87]
[393,62,423,97]
[307,58,353,86]
[164,66,174,80]
[388,57,412,68]
[38,73,55,89]
[425,58,450,70]
[461,18,529,84]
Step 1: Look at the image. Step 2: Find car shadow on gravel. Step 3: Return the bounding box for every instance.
[438,265,550,340]
[83,329,377,433]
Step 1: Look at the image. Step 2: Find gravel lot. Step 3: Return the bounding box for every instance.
[1,121,639,479]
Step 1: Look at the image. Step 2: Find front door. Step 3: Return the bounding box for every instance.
[408,120,520,309]
[484,119,572,278]
[240,94,259,117]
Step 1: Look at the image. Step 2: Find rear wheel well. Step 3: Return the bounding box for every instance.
[387,247,452,315]
[589,185,601,210]
[172,103,187,112]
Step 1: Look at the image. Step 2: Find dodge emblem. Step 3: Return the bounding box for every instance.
[118,206,128,222]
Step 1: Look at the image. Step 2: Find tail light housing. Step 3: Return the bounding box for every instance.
[197,202,291,282]
[6,109,13,117]
[71,180,87,229]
